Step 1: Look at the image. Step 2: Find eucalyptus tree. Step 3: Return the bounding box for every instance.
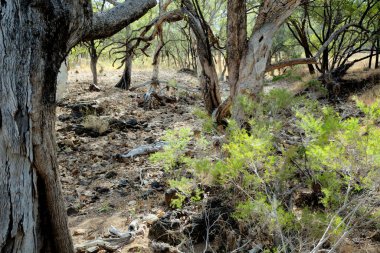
[0,1,156,252]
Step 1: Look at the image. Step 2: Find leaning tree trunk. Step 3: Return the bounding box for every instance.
[0,1,156,253]
[231,0,301,124]
[183,0,221,114]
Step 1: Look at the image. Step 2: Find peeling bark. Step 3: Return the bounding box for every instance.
[231,0,301,124]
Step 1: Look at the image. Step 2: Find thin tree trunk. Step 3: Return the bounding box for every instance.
[376,37,379,69]
[322,48,329,73]
[116,27,133,90]
[116,53,133,89]
[304,45,316,74]
[88,40,99,85]
[369,43,374,69]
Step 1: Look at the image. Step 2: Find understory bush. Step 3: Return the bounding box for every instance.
[150,90,380,252]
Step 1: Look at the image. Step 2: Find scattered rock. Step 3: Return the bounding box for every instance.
[67,206,79,216]
[109,118,140,131]
[73,229,87,236]
[128,200,137,206]
[105,171,117,179]
[69,101,105,119]
[143,214,159,225]
[58,114,72,122]
[151,180,164,191]
[86,246,99,253]
[94,186,110,194]
[141,190,154,200]
[117,179,129,188]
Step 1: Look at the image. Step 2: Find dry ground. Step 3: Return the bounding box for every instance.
[58,66,380,252]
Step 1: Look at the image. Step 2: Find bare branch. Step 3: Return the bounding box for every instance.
[266,23,358,72]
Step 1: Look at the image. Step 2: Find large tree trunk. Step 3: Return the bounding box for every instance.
[231,0,301,124]
[0,2,75,252]
[0,1,156,252]
[214,0,247,123]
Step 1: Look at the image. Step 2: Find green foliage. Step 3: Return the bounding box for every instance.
[150,128,192,171]
[192,107,215,133]
[150,128,206,208]
[264,88,295,114]
[272,70,302,82]
[305,79,328,96]
[151,91,380,251]
[98,202,113,213]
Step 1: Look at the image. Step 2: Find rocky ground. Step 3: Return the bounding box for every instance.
[57,67,380,253]
[57,67,209,251]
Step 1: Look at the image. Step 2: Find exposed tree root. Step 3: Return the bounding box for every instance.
[75,221,146,252]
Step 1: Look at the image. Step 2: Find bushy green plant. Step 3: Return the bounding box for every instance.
[192,107,215,133]
[305,79,328,95]
[150,94,380,251]
[263,88,295,114]
[272,70,302,82]
[150,127,192,171]
[150,128,206,208]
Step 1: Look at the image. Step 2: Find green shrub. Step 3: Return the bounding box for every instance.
[192,107,215,133]
[150,97,380,251]
[305,79,328,95]
[272,70,302,82]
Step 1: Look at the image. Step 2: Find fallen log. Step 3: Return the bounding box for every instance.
[115,141,167,159]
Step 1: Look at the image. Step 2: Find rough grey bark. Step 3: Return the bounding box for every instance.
[227,0,247,98]
[0,0,156,253]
